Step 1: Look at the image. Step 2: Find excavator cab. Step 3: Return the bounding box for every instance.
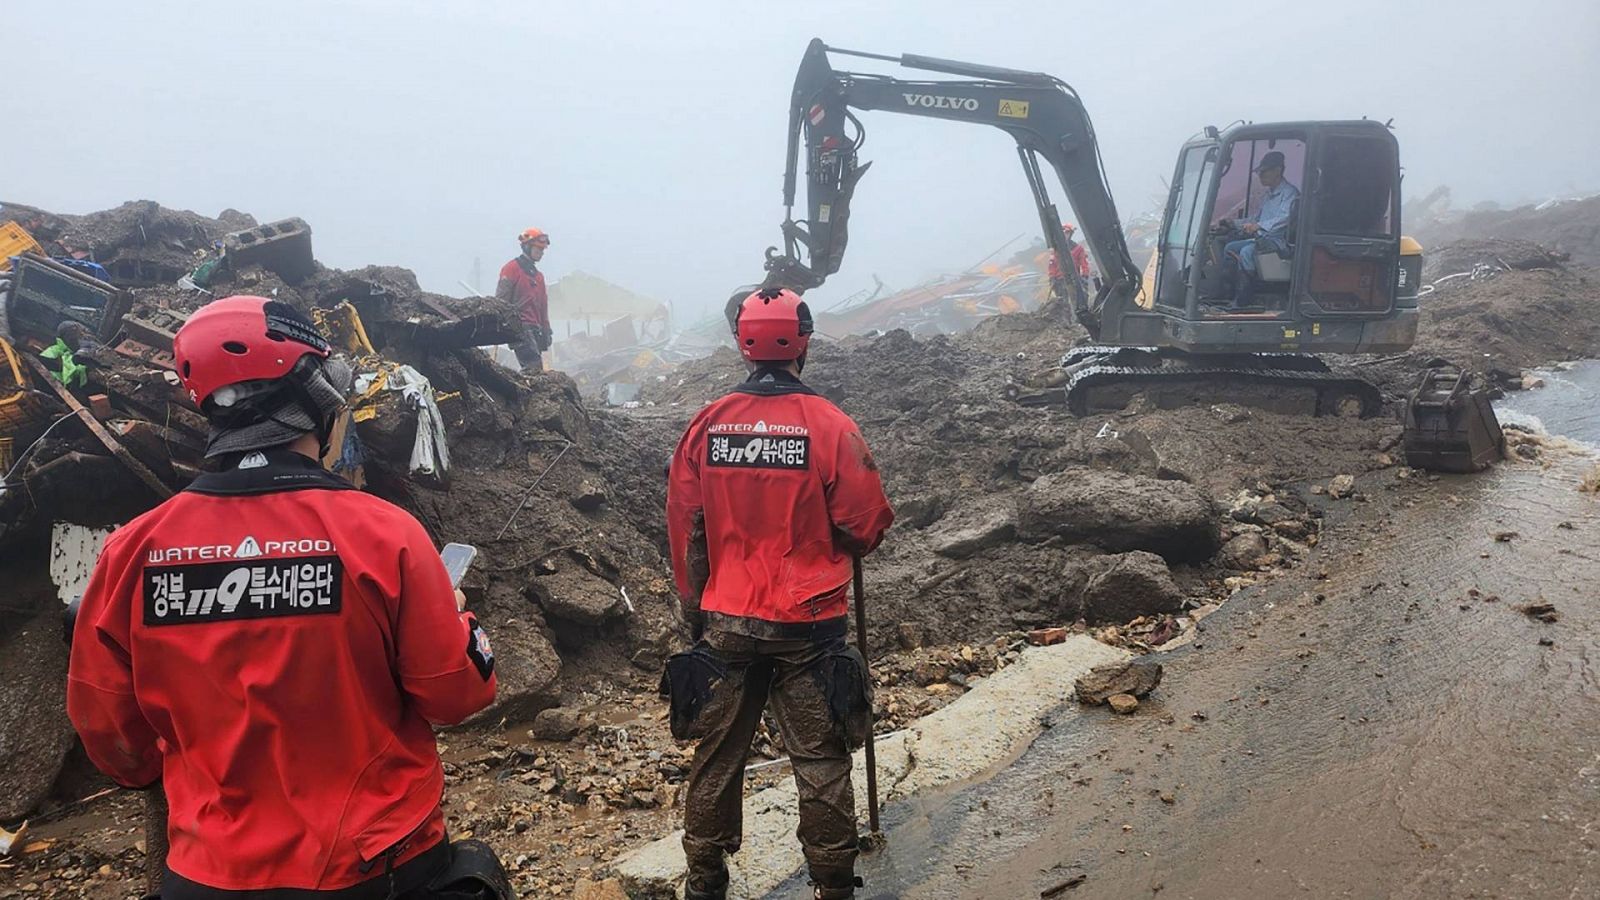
[1139,121,1420,354]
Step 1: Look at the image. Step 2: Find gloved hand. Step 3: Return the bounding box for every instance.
[535,326,554,352]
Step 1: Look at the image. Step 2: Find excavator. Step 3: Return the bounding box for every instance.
[755,40,1439,422]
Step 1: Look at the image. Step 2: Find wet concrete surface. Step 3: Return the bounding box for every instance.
[768,459,1599,899]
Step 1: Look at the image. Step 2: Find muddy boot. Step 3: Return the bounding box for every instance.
[684,869,729,900]
[809,874,863,899]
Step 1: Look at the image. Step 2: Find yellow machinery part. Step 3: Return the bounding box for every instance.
[0,222,44,273]
[0,336,51,436]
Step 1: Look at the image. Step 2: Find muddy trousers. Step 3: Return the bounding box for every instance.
[682,631,857,896]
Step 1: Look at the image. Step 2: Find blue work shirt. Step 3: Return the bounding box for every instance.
[1250,180,1300,237]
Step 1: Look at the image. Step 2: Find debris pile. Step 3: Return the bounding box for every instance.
[1415,194,1600,269]
[0,201,682,817]
[641,314,1399,650]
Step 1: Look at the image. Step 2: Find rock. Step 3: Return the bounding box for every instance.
[652,783,678,809]
[573,877,630,900]
[1019,468,1219,562]
[911,661,950,687]
[1075,659,1164,705]
[895,494,947,530]
[1107,693,1140,714]
[1028,627,1069,646]
[569,480,608,513]
[896,622,928,650]
[1327,474,1357,499]
[1522,374,1546,391]
[471,622,561,723]
[0,614,75,820]
[1218,532,1269,570]
[530,567,626,626]
[1515,602,1560,623]
[928,501,1018,559]
[1081,551,1185,622]
[531,707,590,741]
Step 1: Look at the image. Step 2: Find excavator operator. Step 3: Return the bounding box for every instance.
[1217,150,1299,309]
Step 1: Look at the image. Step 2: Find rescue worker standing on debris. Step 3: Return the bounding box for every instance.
[665,287,895,900]
[66,296,499,898]
[497,227,553,371]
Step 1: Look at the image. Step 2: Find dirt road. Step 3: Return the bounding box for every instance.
[780,458,1599,899]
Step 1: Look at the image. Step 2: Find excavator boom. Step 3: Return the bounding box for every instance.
[763,39,1144,339]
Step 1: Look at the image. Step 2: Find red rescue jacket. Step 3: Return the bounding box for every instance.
[66,450,496,892]
[496,256,549,327]
[667,369,894,637]
[1049,242,1091,279]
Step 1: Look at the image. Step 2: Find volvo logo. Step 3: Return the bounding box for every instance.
[902,93,980,112]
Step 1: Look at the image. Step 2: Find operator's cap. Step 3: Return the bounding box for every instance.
[1255,151,1286,172]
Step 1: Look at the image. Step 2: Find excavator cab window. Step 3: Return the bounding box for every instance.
[1156,144,1217,310]
[1301,130,1401,314]
[1211,137,1307,230]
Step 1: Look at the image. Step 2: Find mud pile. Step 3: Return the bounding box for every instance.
[640,312,1400,650]
[1415,195,1600,269]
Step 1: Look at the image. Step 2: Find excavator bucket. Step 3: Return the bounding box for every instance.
[1402,368,1505,473]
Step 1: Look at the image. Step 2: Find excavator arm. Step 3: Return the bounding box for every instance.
[762,39,1144,339]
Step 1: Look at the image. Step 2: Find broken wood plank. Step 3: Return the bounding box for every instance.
[24,356,174,499]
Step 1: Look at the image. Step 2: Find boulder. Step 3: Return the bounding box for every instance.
[1327,474,1357,499]
[1075,659,1164,705]
[472,623,561,723]
[1081,551,1185,622]
[1218,532,1269,570]
[530,707,591,742]
[0,614,75,819]
[928,500,1018,559]
[530,567,627,626]
[1020,468,1218,561]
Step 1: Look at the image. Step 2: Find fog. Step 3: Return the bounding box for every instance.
[8,0,1596,321]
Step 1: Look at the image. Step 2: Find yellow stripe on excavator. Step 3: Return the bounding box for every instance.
[1401,235,1422,256]
[1137,247,1158,309]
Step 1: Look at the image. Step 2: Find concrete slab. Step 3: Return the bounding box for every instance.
[613,635,1130,898]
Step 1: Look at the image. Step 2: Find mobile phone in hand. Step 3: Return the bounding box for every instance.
[440,542,479,589]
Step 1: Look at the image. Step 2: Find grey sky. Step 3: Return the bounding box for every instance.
[9,0,1596,322]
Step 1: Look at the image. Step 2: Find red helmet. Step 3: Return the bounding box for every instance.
[735,288,813,362]
[518,227,550,247]
[172,295,330,408]
[1061,223,1076,236]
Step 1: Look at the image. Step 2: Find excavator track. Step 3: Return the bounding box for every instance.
[1059,347,1385,418]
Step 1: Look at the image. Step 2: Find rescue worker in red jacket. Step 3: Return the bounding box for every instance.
[1047,222,1092,286]
[665,288,895,900]
[495,227,552,371]
[66,296,498,897]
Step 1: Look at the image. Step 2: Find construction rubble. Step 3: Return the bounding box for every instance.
[3,192,1600,897]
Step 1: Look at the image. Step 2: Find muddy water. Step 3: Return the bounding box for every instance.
[766,459,1600,899]
[1498,359,1600,446]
